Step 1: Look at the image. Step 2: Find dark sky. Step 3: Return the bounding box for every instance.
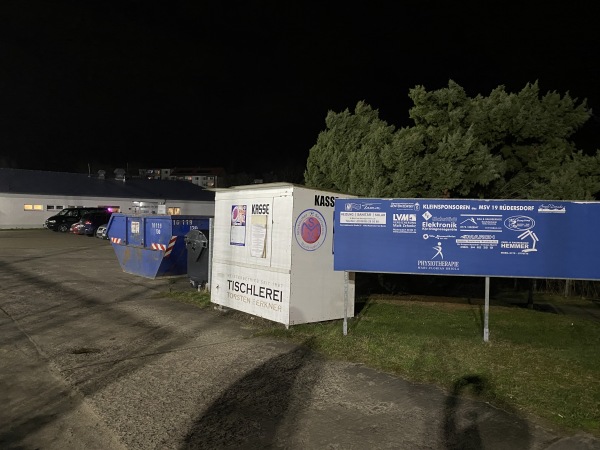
[1,1,599,176]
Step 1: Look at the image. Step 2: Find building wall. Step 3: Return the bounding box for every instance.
[0,193,215,229]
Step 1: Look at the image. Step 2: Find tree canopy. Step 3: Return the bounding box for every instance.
[304,80,600,200]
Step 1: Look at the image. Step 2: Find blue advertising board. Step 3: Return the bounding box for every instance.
[333,198,600,280]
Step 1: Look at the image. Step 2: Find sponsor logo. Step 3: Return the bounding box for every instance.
[431,241,444,259]
[393,213,416,222]
[294,209,327,251]
[423,234,456,240]
[538,204,566,213]
[422,221,458,231]
[345,202,361,211]
[421,212,458,231]
[417,241,460,271]
[362,202,382,211]
[392,213,417,233]
[417,260,460,271]
[390,201,420,211]
[504,215,535,231]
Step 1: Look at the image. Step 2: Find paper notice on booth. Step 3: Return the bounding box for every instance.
[230,204,247,246]
[251,215,267,258]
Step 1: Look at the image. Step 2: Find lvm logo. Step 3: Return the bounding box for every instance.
[393,213,416,222]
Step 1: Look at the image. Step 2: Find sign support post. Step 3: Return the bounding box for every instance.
[484,276,490,342]
[343,271,349,336]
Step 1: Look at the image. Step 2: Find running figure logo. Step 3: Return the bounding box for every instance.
[432,242,444,259]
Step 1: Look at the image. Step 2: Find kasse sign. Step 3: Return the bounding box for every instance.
[333,198,600,280]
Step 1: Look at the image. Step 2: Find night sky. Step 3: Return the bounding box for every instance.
[1,2,599,177]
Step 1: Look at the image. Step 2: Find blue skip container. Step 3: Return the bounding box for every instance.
[107,213,211,279]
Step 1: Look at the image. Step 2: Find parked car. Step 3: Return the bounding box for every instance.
[69,222,84,234]
[95,223,109,240]
[70,211,113,237]
[44,207,109,232]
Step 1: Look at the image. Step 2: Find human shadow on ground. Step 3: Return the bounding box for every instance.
[443,374,531,450]
[180,338,320,449]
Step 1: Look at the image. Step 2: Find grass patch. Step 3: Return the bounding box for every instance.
[163,289,212,308]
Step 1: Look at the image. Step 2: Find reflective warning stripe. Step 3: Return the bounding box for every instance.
[110,237,122,244]
[152,236,177,256]
[164,236,177,257]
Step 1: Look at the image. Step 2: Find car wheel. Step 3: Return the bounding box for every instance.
[57,223,69,232]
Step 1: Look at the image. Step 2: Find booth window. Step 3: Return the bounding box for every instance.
[24,204,43,211]
[168,207,181,215]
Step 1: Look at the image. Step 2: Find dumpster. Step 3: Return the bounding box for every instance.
[107,213,211,279]
[184,229,210,288]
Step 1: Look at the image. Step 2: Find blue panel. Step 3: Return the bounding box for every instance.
[106,214,127,242]
[127,216,144,246]
[333,199,600,280]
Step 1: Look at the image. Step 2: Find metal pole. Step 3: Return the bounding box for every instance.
[343,271,348,336]
[207,217,214,292]
[484,276,490,342]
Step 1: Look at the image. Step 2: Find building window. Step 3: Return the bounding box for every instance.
[47,205,55,210]
[99,205,121,213]
[24,204,43,211]
[167,207,181,215]
[56,205,63,210]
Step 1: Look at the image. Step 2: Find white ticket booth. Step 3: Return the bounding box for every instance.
[210,183,355,326]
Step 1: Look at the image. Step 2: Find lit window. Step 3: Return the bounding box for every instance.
[167,207,181,215]
[24,204,43,211]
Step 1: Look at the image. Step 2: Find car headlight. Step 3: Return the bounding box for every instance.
[47,219,56,223]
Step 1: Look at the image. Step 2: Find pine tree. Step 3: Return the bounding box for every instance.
[304,80,600,200]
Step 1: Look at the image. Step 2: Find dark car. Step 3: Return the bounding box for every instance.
[44,207,109,232]
[70,211,113,237]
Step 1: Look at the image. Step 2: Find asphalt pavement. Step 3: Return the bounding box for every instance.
[1,229,599,449]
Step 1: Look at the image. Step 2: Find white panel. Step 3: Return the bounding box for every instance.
[290,187,356,324]
[211,261,291,325]
[270,194,293,270]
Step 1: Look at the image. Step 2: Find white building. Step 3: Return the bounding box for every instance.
[0,168,215,229]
